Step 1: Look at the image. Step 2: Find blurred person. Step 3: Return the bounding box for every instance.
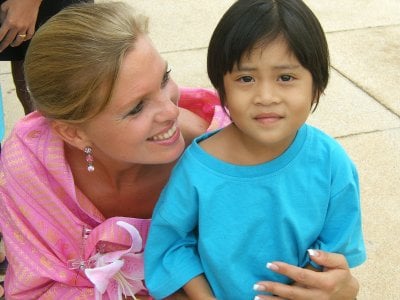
[0,0,93,114]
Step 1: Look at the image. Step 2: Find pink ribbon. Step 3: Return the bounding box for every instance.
[84,221,145,300]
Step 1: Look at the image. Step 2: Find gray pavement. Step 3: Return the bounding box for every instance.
[0,0,399,299]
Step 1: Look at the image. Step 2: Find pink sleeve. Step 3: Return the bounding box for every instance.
[178,87,231,131]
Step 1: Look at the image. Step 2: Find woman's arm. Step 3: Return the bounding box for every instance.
[253,250,358,300]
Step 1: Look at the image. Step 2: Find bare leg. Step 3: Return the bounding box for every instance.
[11,60,34,115]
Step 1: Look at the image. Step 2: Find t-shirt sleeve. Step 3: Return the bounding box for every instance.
[311,149,366,268]
[144,157,204,299]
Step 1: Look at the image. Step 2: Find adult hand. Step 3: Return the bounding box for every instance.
[254,250,359,300]
[0,0,42,51]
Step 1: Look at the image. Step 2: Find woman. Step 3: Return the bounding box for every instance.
[0,2,359,299]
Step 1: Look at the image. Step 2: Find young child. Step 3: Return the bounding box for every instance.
[144,0,366,299]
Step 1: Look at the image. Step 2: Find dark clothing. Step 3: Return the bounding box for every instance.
[0,0,92,60]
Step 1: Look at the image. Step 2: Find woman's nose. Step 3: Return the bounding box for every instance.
[154,89,180,122]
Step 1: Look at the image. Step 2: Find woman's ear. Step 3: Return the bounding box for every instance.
[50,120,88,150]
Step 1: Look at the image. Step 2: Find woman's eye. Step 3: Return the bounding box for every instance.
[161,68,171,88]
[279,75,293,82]
[238,76,254,83]
[129,101,144,115]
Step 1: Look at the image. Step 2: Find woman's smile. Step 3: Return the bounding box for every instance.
[149,123,180,143]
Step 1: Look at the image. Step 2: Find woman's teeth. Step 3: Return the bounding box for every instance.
[151,125,177,141]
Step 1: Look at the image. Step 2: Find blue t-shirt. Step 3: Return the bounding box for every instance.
[145,124,366,299]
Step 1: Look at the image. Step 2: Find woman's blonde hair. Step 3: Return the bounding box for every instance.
[24,1,148,123]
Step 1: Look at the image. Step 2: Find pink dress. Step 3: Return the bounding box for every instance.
[0,88,230,299]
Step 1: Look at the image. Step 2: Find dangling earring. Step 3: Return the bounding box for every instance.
[84,146,94,172]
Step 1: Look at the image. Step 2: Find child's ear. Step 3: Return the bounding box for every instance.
[50,120,88,150]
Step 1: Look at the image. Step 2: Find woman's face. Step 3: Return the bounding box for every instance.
[82,35,184,169]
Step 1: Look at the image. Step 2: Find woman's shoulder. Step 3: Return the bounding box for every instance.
[6,111,50,139]
[178,87,219,123]
[6,111,54,142]
[1,112,63,176]
[179,87,230,130]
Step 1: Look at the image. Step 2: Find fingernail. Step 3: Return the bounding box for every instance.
[253,284,264,291]
[254,297,261,300]
[307,249,319,257]
[266,262,279,271]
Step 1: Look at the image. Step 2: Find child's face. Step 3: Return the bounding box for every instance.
[223,36,314,152]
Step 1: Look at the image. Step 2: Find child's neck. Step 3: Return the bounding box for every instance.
[199,123,298,165]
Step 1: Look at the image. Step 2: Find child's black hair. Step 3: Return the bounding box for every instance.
[207,0,329,110]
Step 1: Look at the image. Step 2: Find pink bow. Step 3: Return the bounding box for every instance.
[84,221,145,300]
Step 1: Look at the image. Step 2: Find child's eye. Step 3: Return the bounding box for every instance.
[161,68,172,88]
[238,75,254,83]
[279,75,294,82]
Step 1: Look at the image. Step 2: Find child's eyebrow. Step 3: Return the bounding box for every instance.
[235,65,257,72]
[235,64,302,71]
[272,64,302,70]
